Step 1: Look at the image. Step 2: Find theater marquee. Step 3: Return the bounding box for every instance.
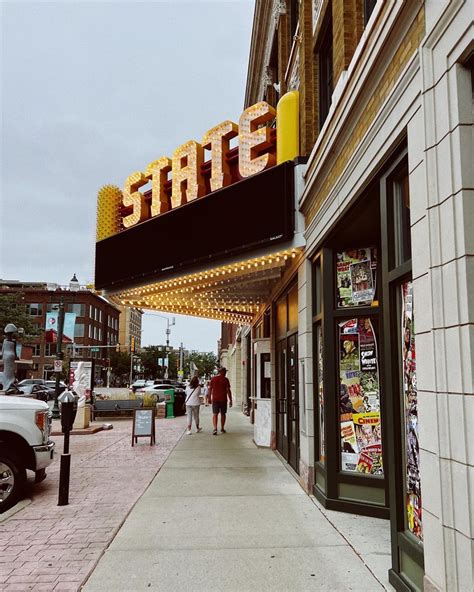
[95,91,303,323]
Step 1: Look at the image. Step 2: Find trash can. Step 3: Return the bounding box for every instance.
[163,388,175,418]
[173,391,186,417]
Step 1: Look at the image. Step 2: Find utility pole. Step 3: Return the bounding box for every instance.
[164,317,175,380]
[129,336,135,386]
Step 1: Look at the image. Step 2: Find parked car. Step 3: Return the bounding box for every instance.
[0,394,55,512]
[135,383,185,402]
[5,384,50,402]
[18,379,46,387]
[44,380,67,397]
[131,379,146,392]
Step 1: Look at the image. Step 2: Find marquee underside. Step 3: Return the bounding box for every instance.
[108,247,301,324]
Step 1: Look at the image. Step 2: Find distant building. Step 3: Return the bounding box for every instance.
[116,305,143,352]
[0,279,120,382]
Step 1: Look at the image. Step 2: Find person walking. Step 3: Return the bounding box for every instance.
[208,367,232,435]
[203,380,210,406]
[185,376,202,435]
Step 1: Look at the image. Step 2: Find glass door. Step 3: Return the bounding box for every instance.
[287,333,299,471]
[276,339,288,459]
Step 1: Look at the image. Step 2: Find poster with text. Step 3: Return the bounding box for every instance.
[339,318,383,475]
[317,325,325,462]
[402,281,422,540]
[336,248,377,307]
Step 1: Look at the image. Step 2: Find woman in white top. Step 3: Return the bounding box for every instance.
[185,376,202,435]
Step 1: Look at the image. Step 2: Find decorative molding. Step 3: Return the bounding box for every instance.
[312,0,323,34]
[288,47,300,90]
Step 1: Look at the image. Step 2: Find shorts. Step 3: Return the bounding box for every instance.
[212,401,227,415]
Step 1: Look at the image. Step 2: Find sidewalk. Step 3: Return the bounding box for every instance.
[0,416,186,592]
[83,407,392,592]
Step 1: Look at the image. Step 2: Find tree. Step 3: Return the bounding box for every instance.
[109,350,131,384]
[187,351,218,378]
[139,346,180,380]
[0,293,40,338]
[139,346,162,379]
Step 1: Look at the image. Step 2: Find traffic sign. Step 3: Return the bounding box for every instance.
[54,359,63,372]
[91,347,99,353]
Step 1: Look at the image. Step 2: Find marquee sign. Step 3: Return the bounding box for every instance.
[96,91,300,243]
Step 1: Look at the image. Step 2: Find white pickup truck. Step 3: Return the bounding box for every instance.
[0,394,55,512]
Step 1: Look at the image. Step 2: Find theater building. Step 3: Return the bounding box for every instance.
[236,1,472,591]
[94,1,472,590]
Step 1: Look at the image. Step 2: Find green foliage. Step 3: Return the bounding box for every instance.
[187,351,218,378]
[0,293,40,338]
[139,346,179,380]
[109,350,131,381]
[139,345,162,379]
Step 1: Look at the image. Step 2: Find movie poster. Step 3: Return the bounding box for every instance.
[339,318,383,475]
[402,281,422,540]
[317,325,325,462]
[336,248,377,308]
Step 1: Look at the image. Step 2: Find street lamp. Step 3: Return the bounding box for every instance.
[143,313,175,379]
[51,299,65,419]
[69,273,80,292]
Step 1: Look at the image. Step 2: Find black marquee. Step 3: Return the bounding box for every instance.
[95,161,296,291]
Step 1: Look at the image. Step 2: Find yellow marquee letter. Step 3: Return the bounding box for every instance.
[276,91,300,164]
[96,184,122,241]
[145,156,172,217]
[122,171,149,228]
[202,121,238,192]
[171,140,205,208]
[238,101,276,178]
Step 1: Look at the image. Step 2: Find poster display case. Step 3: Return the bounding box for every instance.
[339,317,383,476]
[312,242,387,518]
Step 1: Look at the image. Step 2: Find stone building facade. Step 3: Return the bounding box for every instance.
[223,1,473,590]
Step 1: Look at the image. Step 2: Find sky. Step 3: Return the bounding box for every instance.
[0,0,255,353]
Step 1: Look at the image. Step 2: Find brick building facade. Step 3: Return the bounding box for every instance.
[0,280,120,382]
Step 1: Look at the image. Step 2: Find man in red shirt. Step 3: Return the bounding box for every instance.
[208,367,233,435]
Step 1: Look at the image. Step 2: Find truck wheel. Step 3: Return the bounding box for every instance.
[0,453,26,513]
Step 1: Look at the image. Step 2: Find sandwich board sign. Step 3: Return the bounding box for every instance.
[132,407,156,446]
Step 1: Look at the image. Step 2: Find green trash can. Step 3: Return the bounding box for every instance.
[164,388,175,418]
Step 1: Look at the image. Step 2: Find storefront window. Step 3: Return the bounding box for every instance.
[339,317,383,475]
[401,281,422,540]
[392,172,411,268]
[288,286,298,332]
[336,248,377,308]
[276,296,287,338]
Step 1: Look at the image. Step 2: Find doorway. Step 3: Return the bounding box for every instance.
[275,283,299,473]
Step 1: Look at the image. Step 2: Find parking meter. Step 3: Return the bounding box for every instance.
[59,390,78,433]
[57,390,77,506]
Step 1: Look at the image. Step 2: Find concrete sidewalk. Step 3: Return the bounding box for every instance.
[83,408,391,592]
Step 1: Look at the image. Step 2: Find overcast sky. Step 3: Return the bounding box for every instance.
[0,0,254,353]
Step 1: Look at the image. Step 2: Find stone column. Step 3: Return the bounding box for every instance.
[410,2,474,589]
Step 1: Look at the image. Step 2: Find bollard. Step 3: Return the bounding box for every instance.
[57,391,77,506]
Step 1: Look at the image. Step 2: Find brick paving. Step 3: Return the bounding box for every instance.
[0,416,186,591]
